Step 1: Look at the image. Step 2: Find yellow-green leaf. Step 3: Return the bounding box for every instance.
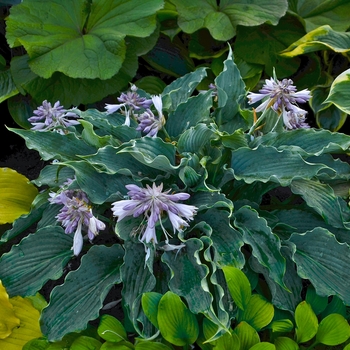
[232,322,259,350]
[274,337,299,350]
[0,281,20,339]
[249,342,275,350]
[0,168,38,224]
[97,315,127,343]
[280,25,350,57]
[295,301,318,344]
[316,313,350,346]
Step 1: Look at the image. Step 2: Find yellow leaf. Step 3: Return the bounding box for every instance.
[0,281,20,339]
[0,295,43,350]
[0,167,38,224]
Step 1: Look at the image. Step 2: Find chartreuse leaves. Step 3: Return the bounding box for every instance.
[171,0,288,41]
[6,0,163,80]
[324,68,350,115]
[295,301,318,343]
[157,291,199,346]
[0,167,38,224]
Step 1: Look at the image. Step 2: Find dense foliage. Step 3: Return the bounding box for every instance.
[1,0,350,349]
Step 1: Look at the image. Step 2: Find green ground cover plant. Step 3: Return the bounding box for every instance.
[1,1,350,349]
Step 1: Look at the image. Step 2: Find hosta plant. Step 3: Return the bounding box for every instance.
[1,49,350,344]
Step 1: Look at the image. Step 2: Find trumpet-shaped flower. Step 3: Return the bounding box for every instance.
[28,100,80,134]
[111,183,197,258]
[105,85,152,126]
[49,187,105,256]
[137,95,165,137]
[247,77,311,129]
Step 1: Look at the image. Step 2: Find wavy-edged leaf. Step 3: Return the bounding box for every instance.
[289,228,350,305]
[41,244,124,341]
[234,206,287,289]
[0,226,73,297]
[157,291,199,346]
[6,0,163,80]
[324,68,350,115]
[0,167,38,224]
[231,146,328,186]
[295,301,318,343]
[172,0,288,41]
[280,25,350,57]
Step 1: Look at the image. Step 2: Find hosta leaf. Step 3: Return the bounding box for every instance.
[135,341,173,350]
[70,336,102,349]
[231,146,327,186]
[324,68,350,115]
[157,291,199,346]
[290,179,350,229]
[274,337,299,350]
[294,301,318,343]
[97,315,127,343]
[141,292,162,329]
[41,244,124,341]
[233,207,287,289]
[166,91,213,138]
[9,128,96,162]
[0,68,18,104]
[6,0,163,80]
[0,226,73,297]
[252,128,350,157]
[171,0,288,41]
[289,228,350,304]
[305,285,328,315]
[280,25,350,57]
[222,266,251,310]
[0,167,38,224]
[316,313,350,345]
[232,321,260,350]
[237,294,274,331]
[249,343,276,350]
[289,0,350,32]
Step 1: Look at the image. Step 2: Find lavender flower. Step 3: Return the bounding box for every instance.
[49,185,105,256]
[247,77,311,129]
[111,183,197,259]
[28,100,80,134]
[105,85,153,126]
[136,95,165,137]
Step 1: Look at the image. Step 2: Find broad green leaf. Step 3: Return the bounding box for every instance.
[6,0,163,80]
[141,292,162,329]
[316,104,347,132]
[9,128,97,162]
[0,226,73,297]
[280,25,350,57]
[231,146,327,186]
[324,68,350,114]
[135,341,173,350]
[232,321,260,350]
[70,336,102,350]
[237,294,274,331]
[320,296,346,319]
[249,343,276,350]
[268,319,294,333]
[0,68,18,103]
[97,315,127,343]
[233,207,287,289]
[305,285,328,315]
[162,67,208,111]
[234,14,303,77]
[0,167,38,224]
[171,0,288,41]
[252,128,350,157]
[41,244,124,341]
[213,331,240,350]
[289,0,350,32]
[222,266,251,310]
[157,291,199,346]
[290,179,350,229]
[166,90,213,138]
[316,313,350,345]
[0,296,43,350]
[23,338,50,350]
[295,301,318,344]
[289,228,350,305]
[274,337,299,350]
[134,76,167,95]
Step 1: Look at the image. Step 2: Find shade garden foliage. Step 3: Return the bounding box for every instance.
[1,0,350,349]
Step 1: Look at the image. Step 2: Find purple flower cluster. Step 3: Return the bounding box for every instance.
[105,86,165,137]
[247,77,311,129]
[49,183,105,256]
[29,100,80,134]
[111,183,197,260]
